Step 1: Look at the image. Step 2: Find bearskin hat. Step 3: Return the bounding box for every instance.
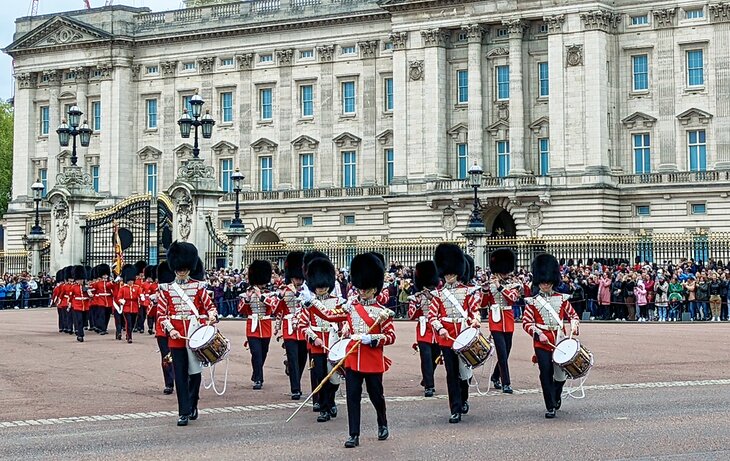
[72,265,87,281]
[303,251,329,276]
[461,254,475,284]
[144,265,157,281]
[63,266,73,281]
[531,253,561,286]
[190,258,205,281]
[134,260,147,275]
[434,243,465,278]
[122,265,138,283]
[157,261,174,284]
[489,248,516,275]
[167,241,198,272]
[284,251,305,283]
[351,253,385,293]
[55,269,63,282]
[368,252,386,268]
[84,265,93,280]
[306,257,336,292]
[248,260,272,286]
[414,260,439,291]
[96,264,111,278]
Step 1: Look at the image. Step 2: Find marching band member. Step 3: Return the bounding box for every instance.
[89,264,115,335]
[274,251,308,400]
[113,268,127,341]
[482,248,520,394]
[59,266,75,335]
[238,260,278,390]
[52,269,66,333]
[118,266,143,343]
[428,243,481,424]
[143,266,158,335]
[407,260,440,397]
[302,250,332,413]
[155,261,175,395]
[523,253,580,419]
[133,261,148,333]
[157,242,218,426]
[87,268,100,333]
[69,265,92,343]
[297,257,343,423]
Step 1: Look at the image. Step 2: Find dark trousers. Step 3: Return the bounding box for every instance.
[490,331,513,387]
[123,313,137,340]
[310,353,319,405]
[311,354,336,412]
[248,337,270,383]
[440,346,469,415]
[135,307,146,331]
[89,306,99,331]
[284,339,308,393]
[99,308,111,332]
[418,341,440,390]
[60,308,73,332]
[345,369,387,437]
[57,308,64,331]
[72,310,88,338]
[147,315,155,332]
[170,348,201,417]
[157,337,175,389]
[535,348,565,411]
[114,310,124,336]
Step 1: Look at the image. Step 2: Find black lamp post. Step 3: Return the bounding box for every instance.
[230,168,245,229]
[30,179,45,235]
[56,105,92,166]
[177,91,215,159]
[467,162,484,228]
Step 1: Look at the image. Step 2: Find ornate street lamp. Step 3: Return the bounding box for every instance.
[177,91,215,159]
[56,105,92,165]
[467,162,484,228]
[230,168,245,229]
[30,179,45,235]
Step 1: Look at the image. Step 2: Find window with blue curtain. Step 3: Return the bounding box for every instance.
[538,62,549,97]
[342,81,356,114]
[220,158,233,192]
[145,163,157,195]
[632,55,648,91]
[260,156,273,191]
[539,138,550,176]
[301,153,314,190]
[687,50,704,86]
[342,151,357,188]
[457,143,468,179]
[497,141,511,177]
[91,165,99,192]
[688,130,707,172]
[384,78,394,111]
[301,85,313,117]
[260,88,272,120]
[146,99,157,129]
[385,148,394,185]
[92,101,102,131]
[457,70,469,103]
[40,106,49,135]
[633,133,651,174]
[221,92,233,122]
[39,169,47,197]
[496,65,510,100]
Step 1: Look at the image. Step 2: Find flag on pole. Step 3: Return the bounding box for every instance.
[113,220,124,276]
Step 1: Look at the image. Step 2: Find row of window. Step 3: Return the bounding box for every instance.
[223,214,356,230]
[456,139,550,179]
[633,130,707,174]
[635,202,707,217]
[38,101,102,136]
[629,7,705,26]
[456,63,548,103]
[631,49,704,92]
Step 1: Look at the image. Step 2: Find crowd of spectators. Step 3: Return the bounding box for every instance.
[0,272,55,309]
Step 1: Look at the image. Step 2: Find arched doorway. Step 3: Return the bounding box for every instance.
[482,207,517,237]
[250,229,281,244]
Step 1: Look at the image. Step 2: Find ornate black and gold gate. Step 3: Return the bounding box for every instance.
[205,215,230,269]
[157,194,174,262]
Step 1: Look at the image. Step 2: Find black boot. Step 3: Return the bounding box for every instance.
[491,379,502,390]
[177,415,189,426]
[502,385,513,394]
[189,408,198,420]
[545,408,556,419]
[424,388,434,397]
[317,411,330,422]
[344,436,359,448]
[329,405,337,418]
[377,426,389,441]
[449,413,461,423]
[163,387,173,395]
[461,401,469,414]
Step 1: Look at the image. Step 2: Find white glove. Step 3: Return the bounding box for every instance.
[360,334,372,345]
[299,287,314,304]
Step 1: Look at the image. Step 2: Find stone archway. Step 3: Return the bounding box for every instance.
[482,207,517,237]
[250,228,281,244]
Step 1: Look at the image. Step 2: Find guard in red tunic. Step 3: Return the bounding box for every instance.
[428,243,481,424]
[522,253,580,419]
[117,265,143,343]
[52,269,67,333]
[69,265,92,343]
[133,260,148,333]
[274,251,307,400]
[86,268,100,333]
[142,265,158,335]
[157,242,218,426]
[155,261,175,395]
[238,260,278,390]
[482,248,520,394]
[89,264,115,335]
[407,260,440,397]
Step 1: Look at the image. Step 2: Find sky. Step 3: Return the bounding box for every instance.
[1,0,185,101]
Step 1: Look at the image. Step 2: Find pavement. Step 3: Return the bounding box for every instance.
[1,309,730,461]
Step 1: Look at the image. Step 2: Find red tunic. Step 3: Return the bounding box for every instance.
[89,280,115,308]
[274,284,304,341]
[52,284,64,309]
[522,293,580,352]
[69,284,91,312]
[407,293,436,343]
[427,283,480,348]
[376,288,390,306]
[481,283,520,333]
[297,295,345,355]
[117,284,142,314]
[157,280,216,349]
[238,289,278,339]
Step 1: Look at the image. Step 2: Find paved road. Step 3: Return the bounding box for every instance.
[2,309,730,460]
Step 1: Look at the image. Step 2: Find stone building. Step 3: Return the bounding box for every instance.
[4,0,730,256]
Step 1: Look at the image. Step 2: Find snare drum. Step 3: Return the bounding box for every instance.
[552,338,593,379]
[188,325,230,366]
[327,338,350,385]
[452,328,494,369]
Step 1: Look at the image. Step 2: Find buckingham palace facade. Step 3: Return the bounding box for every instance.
[4,0,730,251]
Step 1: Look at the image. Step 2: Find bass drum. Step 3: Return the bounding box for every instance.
[188,325,230,366]
[327,338,351,385]
[552,338,593,379]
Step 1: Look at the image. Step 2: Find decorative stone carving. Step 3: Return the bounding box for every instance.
[211,141,238,156]
[447,123,468,142]
[197,56,216,73]
[317,45,335,62]
[45,27,84,45]
[160,60,178,77]
[497,102,510,121]
[486,47,509,59]
[389,31,408,50]
[96,62,113,79]
[16,72,36,89]
[526,203,544,237]
[333,132,362,148]
[276,49,294,66]
[176,158,216,181]
[421,28,448,47]
[131,64,142,79]
[53,198,69,254]
[543,14,566,34]
[251,138,278,153]
[652,8,677,28]
[236,53,254,70]
[69,66,89,82]
[137,146,163,160]
[676,108,713,125]
[174,143,194,159]
[55,166,95,192]
[358,40,378,59]
[621,112,657,129]
[528,116,550,135]
[409,60,424,81]
[709,3,730,22]
[461,24,485,42]
[175,193,193,242]
[487,119,510,138]
[566,45,584,67]
[502,19,527,37]
[41,70,60,85]
[441,205,457,232]
[291,135,319,151]
[580,10,621,31]
[375,129,393,146]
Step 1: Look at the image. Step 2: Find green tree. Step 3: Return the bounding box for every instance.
[0,101,13,216]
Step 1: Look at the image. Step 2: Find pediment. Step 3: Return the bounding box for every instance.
[486,119,510,137]
[137,146,162,160]
[447,123,468,142]
[173,143,194,158]
[621,111,657,129]
[676,108,713,125]
[528,116,550,134]
[5,16,113,53]
[211,140,238,155]
[251,137,278,153]
[291,135,319,150]
[376,129,393,145]
[486,47,509,59]
[333,132,362,148]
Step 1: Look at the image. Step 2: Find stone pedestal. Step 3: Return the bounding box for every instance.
[462,226,487,269]
[168,158,225,262]
[225,227,249,270]
[26,234,48,274]
[46,165,103,272]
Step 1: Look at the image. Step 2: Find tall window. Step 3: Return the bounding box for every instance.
[342,151,357,188]
[497,140,511,177]
[539,138,550,176]
[301,153,314,190]
[687,50,704,87]
[688,130,707,172]
[219,158,233,192]
[300,85,314,117]
[385,148,394,185]
[221,92,233,123]
[457,143,468,180]
[145,99,157,129]
[182,95,193,115]
[342,81,356,115]
[384,78,394,112]
[260,88,273,120]
[145,163,157,195]
[632,55,648,91]
[91,165,99,192]
[91,101,102,131]
[260,156,273,191]
[457,70,469,103]
[633,133,651,174]
[39,168,47,197]
[496,65,510,100]
[40,106,50,135]
[538,62,549,97]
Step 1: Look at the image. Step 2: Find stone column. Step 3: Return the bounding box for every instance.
[225,227,248,270]
[422,29,449,178]
[710,4,730,169]
[544,15,566,175]
[359,40,379,186]
[106,63,136,197]
[504,19,527,176]
[653,8,678,172]
[46,71,62,191]
[11,72,37,202]
[390,32,409,191]
[463,25,485,168]
[317,45,335,188]
[26,234,48,274]
[236,53,254,190]
[276,49,294,189]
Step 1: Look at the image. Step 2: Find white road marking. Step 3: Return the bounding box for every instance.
[2,378,729,429]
